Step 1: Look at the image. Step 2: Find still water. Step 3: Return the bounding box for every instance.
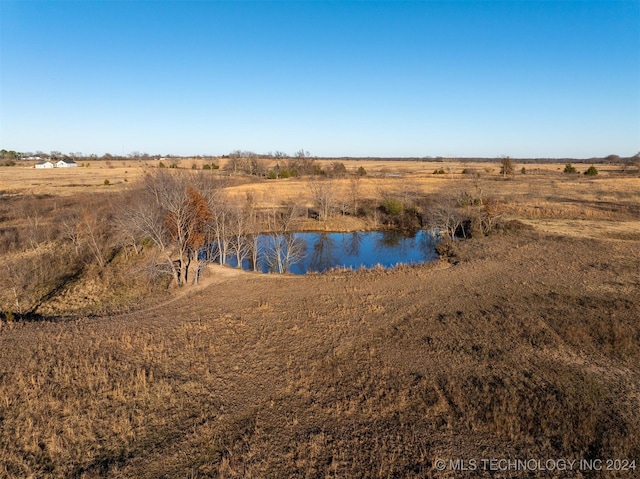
[224,230,438,274]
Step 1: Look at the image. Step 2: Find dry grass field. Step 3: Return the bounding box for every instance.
[0,158,639,477]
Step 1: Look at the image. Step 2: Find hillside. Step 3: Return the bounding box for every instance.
[1,227,638,478]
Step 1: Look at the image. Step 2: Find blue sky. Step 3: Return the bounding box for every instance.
[1,1,638,158]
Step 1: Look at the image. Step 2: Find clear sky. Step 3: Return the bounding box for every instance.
[1,0,638,158]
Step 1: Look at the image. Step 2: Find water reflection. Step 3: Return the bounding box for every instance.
[221,230,437,274]
[343,231,363,257]
[307,233,339,272]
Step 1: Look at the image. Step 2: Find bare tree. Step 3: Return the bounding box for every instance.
[242,193,262,271]
[310,178,335,221]
[349,175,362,216]
[228,202,253,268]
[425,195,465,241]
[121,190,178,284]
[263,202,306,273]
[60,212,82,256]
[122,170,213,285]
[264,233,306,274]
[479,197,506,235]
[78,208,108,268]
[207,194,231,266]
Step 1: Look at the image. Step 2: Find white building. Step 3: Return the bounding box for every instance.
[56,159,78,168]
[35,161,54,169]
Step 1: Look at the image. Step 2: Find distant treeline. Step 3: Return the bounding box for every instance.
[3,148,638,165]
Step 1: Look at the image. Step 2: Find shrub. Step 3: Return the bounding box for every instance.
[279,169,291,179]
[312,164,325,175]
[584,166,598,176]
[433,169,445,175]
[169,163,178,169]
[357,166,367,176]
[521,167,526,174]
[158,161,165,168]
[457,191,482,207]
[202,164,211,170]
[382,198,404,216]
[563,163,577,174]
[435,238,458,262]
[191,164,199,170]
[331,162,347,177]
[500,157,515,177]
[267,170,278,179]
[104,179,110,186]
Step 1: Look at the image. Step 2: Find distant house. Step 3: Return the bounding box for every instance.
[35,161,54,169]
[56,159,78,168]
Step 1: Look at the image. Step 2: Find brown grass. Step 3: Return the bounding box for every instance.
[0,159,639,477]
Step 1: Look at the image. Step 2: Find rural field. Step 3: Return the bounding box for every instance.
[1,157,639,478]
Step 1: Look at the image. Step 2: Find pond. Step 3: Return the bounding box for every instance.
[221,230,439,274]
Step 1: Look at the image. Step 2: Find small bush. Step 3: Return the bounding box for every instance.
[563,163,577,174]
[191,164,199,170]
[203,164,211,170]
[433,169,445,175]
[382,198,404,216]
[521,167,526,174]
[584,166,598,176]
[104,179,110,186]
[331,162,347,177]
[457,191,482,207]
[169,163,178,169]
[158,161,165,168]
[357,166,367,176]
[267,170,278,179]
[279,169,291,179]
[435,239,458,263]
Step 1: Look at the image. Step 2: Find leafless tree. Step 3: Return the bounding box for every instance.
[479,197,506,235]
[242,193,262,271]
[207,194,231,266]
[349,175,362,216]
[78,208,108,268]
[228,202,253,268]
[425,195,465,241]
[310,178,335,221]
[263,201,306,273]
[264,233,306,274]
[60,212,82,256]
[122,170,212,285]
[121,191,177,283]
[1,258,25,318]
